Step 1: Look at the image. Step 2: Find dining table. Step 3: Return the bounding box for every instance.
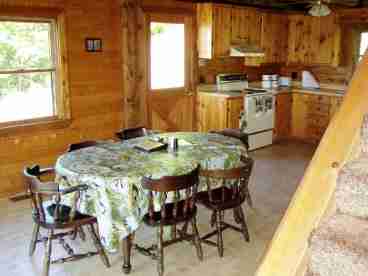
[55,132,247,273]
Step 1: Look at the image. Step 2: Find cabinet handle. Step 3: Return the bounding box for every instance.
[332,162,340,169]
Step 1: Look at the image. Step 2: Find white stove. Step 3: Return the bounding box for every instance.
[242,88,275,151]
[216,73,248,91]
[216,74,275,151]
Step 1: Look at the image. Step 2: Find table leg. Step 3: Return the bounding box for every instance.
[122,234,133,274]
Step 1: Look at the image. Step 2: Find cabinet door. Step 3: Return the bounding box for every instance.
[197,3,213,59]
[231,7,262,46]
[261,13,288,64]
[311,14,340,66]
[274,94,292,141]
[291,94,309,139]
[213,4,232,57]
[226,98,244,129]
[288,14,340,65]
[198,93,228,132]
[306,113,330,143]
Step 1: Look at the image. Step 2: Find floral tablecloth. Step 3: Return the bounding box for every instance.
[55,132,247,251]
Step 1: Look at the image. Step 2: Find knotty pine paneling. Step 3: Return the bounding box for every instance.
[0,0,124,198]
[287,13,340,66]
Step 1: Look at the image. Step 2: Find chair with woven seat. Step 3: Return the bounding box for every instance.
[116,127,148,140]
[210,129,249,151]
[24,165,110,276]
[209,129,252,208]
[141,166,203,276]
[197,156,254,257]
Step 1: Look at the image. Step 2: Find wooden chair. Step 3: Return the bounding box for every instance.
[197,156,254,257]
[116,126,148,140]
[210,129,249,151]
[67,140,98,152]
[141,166,203,276]
[24,165,110,276]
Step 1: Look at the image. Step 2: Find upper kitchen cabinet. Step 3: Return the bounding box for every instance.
[231,7,262,46]
[288,14,341,66]
[261,13,289,64]
[197,3,288,64]
[197,3,232,58]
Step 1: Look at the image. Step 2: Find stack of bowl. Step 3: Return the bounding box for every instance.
[262,74,279,89]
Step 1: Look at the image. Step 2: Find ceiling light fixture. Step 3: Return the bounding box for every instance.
[309,0,331,17]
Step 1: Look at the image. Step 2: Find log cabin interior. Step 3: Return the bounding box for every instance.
[1,0,368,276]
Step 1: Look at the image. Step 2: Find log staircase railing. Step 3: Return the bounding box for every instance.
[255,53,368,276]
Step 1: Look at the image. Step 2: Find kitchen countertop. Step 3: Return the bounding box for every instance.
[197,82,346,98]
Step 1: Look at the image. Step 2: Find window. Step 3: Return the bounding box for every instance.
[359,32,368,61]
[0,18,64,127]
[150,22,185,90]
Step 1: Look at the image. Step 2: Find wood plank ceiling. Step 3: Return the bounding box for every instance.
[185,0,367,11]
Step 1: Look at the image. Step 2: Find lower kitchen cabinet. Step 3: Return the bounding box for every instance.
[274,93,292,141]
[198,91,343,144]
[197,93,244,132]
[290,93,309,140]
[287,93,343,144]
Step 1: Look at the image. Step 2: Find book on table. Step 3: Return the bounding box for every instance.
[134,140,168,152]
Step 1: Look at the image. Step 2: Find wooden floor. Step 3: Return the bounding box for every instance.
[0,141,315,276]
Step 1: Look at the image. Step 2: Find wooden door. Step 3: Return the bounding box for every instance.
[146,13,196,132]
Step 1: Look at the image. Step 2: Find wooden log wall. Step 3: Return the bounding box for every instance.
[121,0,147,128]
[0,0,124,198]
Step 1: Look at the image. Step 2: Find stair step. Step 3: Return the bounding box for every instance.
[309,214,368,276]
[336,156,368,218]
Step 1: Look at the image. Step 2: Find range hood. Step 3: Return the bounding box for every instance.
[230,43,265,57]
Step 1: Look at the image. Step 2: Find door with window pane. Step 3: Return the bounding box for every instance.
[147,14,196,132]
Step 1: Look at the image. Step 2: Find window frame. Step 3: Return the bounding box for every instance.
[0,8,70,136]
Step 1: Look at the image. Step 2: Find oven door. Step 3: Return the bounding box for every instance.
[243,95,275,133]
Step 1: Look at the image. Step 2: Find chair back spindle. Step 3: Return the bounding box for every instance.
[200,157,253,209]
[116,127,147,140]
[68,141,98,152]
[23,166,82,226]
[142,166,200,224]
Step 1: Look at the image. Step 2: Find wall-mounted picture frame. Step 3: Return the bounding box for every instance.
[85,38,102,52]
